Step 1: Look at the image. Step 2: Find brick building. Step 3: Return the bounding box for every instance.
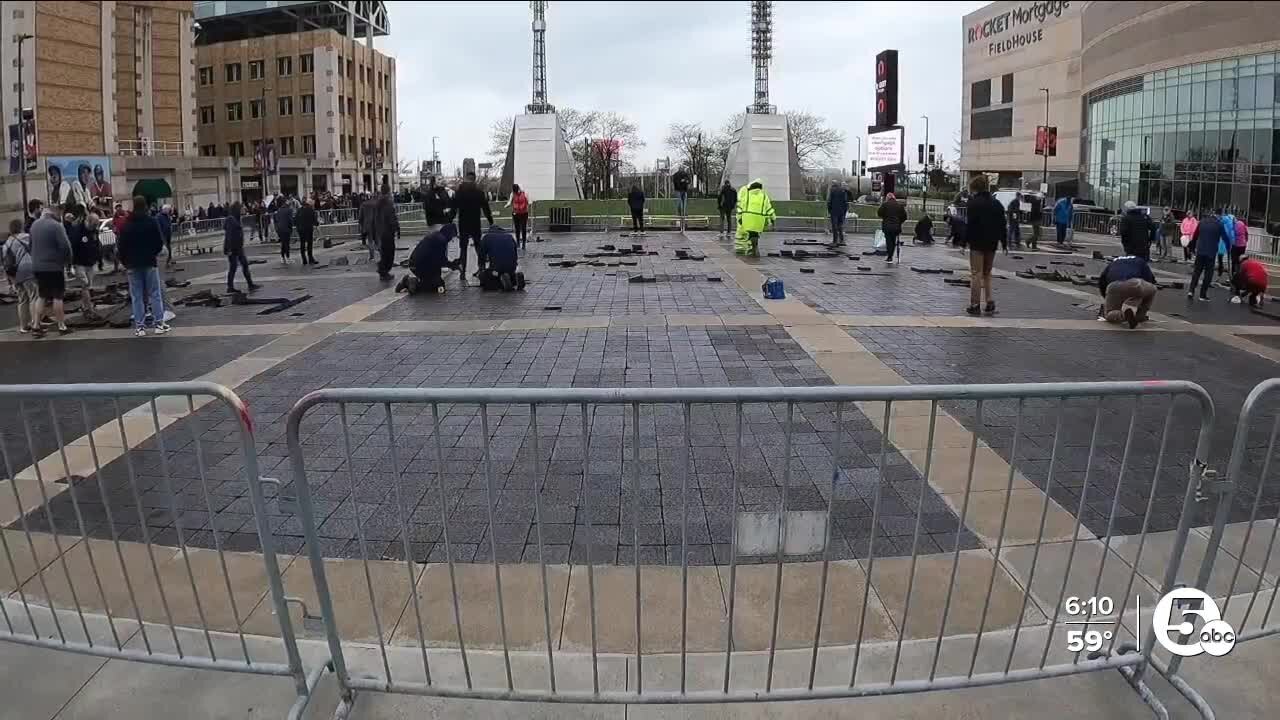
[193,0,396,201]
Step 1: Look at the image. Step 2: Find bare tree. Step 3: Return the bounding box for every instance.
[665,122,730,193]
[580,111,643,198]
[721,110,844,171]
[486,116,515,174]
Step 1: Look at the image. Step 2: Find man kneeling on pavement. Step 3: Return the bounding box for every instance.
[1098,254,1157,328]
[396,223,456,295]
[477,223,525,291]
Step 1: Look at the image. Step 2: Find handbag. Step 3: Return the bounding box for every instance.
[1180,234,1192,248]
[874,229,886,250]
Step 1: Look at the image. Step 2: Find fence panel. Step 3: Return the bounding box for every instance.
[285,381,1213,715]
[0,382,321,720]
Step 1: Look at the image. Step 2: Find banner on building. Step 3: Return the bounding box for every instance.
[9,119,38,175]
[1035,125,1058,157]
[46,156,113,208]
[7,124,18,174]
[254,140,278,173]
[875,49,899,128]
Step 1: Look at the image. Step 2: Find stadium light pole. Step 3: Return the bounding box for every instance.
[16,33,34,217]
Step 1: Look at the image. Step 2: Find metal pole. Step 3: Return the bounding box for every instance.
[1040,88,1050,193]
[855,135,861,197]
[260,86,269,196]
[17,33,33,218]
[920,115,929,213]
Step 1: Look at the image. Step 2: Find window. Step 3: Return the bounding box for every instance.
[226,102,243,122]
[337,56,343,77]
[249,60,264,80]
[278,96,293,116]
[366,67,373,85]
[199,144,216,157]
[970,108,1013,140]
[199,105,214,124]
[303,134,316,155]
[225,63,241,82]
[277,56,293,77]
[1001,73,1014,104]
[348,134,355,156]
[279,136,295,155]
[228,141,245,158]
[340,135,347,154]
[346,59,353,78]
[301,94,314,114]
[198,66,213,85]
[300,53,314,74]
[358,64,364,83]
[338,95,345,115]
[361,101,367,119]
[250,98,264,119]
[971,79,991,109]
[346,97,354,116]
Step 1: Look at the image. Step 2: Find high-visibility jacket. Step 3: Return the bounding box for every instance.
[736,180,775,235]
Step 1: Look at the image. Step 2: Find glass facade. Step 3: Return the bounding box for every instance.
[1083,52,1280,231]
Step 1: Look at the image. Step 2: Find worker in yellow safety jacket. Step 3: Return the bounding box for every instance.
[735,178,775,256]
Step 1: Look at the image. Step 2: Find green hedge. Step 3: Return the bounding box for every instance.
[520,198,895,219]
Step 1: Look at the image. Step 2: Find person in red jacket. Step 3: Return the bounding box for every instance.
[1231,255,1269,307]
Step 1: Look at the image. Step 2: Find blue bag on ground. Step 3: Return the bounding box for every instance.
[762,277,785,299]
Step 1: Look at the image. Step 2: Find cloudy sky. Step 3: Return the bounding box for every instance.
[381,1,986,174]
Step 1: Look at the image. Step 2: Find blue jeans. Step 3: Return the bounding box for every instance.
[675,191,688,217]
[127,266,165,329]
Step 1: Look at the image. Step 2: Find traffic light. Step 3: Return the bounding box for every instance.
[860,160,866,175]
[917,143,925,165]
[928,144,936,166]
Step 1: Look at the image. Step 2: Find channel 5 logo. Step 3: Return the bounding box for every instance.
[1151,588,1236,657]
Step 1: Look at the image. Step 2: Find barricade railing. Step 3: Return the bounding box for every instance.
[285,381,1214,715]
[1153,377,1280,718]
[0,382,321,720]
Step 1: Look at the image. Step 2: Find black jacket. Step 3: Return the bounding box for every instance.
[672,170,690,193]
[409,230,449,277]
[68,221,100,267]
[827,187,849,217]
[295,205,319,236]
[422,186,453,225]
[877,199,907,234]
[117,213,164,269]
[273,205,293,235]
[963,191,1005,253]
[451,181,492,227]
[627,188,645,211]
[1099,256,1156,296]
[1118,209,1153,258]
[223,213,244,253]
[1192,214,1223,257]
[372,194,400,240]
[718,185,737,211]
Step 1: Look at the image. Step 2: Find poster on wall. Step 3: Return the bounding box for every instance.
[46,156,113,209]
[1034,125,1058,157]
[866,126,904,170]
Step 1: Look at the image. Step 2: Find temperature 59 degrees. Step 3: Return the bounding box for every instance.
[1066,629,1113,652]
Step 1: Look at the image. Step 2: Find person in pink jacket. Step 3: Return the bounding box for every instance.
[1231,217,1249,277]
[1180,214,1199,262]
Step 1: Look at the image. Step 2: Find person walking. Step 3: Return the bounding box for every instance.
[507,184,531,248]
[1027,193,1043,250]
[1230,214,1248,278]
[295,198,319,265]
[672,166,691,227]
[877,192,907,264]
[28,206,73,336]
[1053,195,1073,245]
[3,218,38,335]
[451,171,492,282]
[223,202,260,294]
[1188,209,1223,302]
[827,181,849,246]
[157,205,174,266]
[1118,201,1153,259]
[1179,212,1198,262]
[274,199,294,264]
[717,179,737,239]
[118,196,168,336]
[1098,254,1157,328]
[373,181,401,282]
[627,184,646,235]
[359,193,377,259]
[734,178,775,257]
[963,175,1004,316]
[1004,196,1021,253]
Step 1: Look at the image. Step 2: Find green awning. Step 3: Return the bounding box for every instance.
[131,178,173,201]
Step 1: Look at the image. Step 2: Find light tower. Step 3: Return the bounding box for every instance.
[721,0,802,199]
[501,1,581,199]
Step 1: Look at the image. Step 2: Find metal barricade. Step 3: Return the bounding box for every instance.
[1155,377,1280,718]
[0,382,322,720]
[285,381,1214,716]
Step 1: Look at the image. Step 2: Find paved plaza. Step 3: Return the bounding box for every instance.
[3,225,1280,715]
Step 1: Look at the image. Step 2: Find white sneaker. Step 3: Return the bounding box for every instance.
[1230,295,1242,304]
[134,327,147,337]
[152,323,171,335]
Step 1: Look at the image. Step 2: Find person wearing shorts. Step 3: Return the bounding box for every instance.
[963,175,1003,316]
[27,207,72,335]
[3,218,38,334]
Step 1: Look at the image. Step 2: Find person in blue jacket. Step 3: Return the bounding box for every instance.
[1218,208,1237,275]
[1053,196,1073,245]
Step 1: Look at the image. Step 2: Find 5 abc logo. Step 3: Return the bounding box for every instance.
[1151,588,1236,657]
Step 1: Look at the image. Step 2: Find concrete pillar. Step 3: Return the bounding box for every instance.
[100,2,118,155]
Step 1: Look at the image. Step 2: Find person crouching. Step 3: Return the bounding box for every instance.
[477,223,525,291]
[396,223,456,295]
[1098,254,1157,329]
[1231,254,1268,307]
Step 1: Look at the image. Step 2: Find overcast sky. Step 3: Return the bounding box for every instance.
[381,1,987,174]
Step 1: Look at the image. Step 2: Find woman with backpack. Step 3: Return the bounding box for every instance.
[3,218,38,334]
[507,184,531,249]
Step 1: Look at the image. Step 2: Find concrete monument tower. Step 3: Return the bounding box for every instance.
[720,1,803,199]
[500,1,581,200]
